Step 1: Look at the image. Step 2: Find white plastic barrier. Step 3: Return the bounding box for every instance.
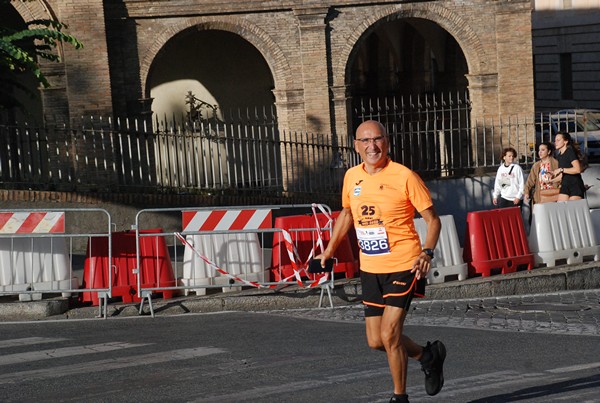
[0,237,78,300]
[529,199,600,267]
[591,209,600,246]
[414,215,468,284]
[180,233,266,295]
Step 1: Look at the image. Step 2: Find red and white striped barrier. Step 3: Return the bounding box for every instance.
[182,209,272,232]
[0,212,65,234]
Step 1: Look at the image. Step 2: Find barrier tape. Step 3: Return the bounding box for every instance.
[174,232,276,289]
[278,203,332,287]
[175,203,335,289]
[311,203,331,255]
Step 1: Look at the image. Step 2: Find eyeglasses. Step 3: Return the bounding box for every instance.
[355,136,385,145]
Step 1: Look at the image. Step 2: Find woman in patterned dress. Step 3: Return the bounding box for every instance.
[524,142,560,205]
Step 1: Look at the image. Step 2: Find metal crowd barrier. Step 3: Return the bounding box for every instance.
[0,208,112,318]
[132,204,354,317]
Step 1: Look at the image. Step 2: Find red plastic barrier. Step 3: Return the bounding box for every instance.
[80,229,176,306]
[270,212,358,281]
[463,207,534,277]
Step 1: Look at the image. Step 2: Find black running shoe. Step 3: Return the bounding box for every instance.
[389,394,409,403]
[421,340,446,396]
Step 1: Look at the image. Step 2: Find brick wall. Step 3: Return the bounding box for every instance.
[532,7,600,112]
[46,0,114,119]
[13,0,535,132]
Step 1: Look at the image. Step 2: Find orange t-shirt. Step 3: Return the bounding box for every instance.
[342,159,433,274]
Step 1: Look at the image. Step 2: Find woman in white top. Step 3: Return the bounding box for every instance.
[492,147,525,208]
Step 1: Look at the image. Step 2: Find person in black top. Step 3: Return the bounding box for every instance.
[552,131,586,201]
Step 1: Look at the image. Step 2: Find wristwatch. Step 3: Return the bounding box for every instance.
[422,248,434,259]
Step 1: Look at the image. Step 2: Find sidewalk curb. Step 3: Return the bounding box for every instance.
[1,262,598,321]
[0,297,69,320]
[425,262,600,300]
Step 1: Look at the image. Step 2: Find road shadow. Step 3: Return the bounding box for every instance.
[468,373,600,402]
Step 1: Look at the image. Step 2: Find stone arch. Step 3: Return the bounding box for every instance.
[8,0,64,57]
[6,0,68,122]
[139,17,292,98]
[9,0,53,22]
[334,3,488,86]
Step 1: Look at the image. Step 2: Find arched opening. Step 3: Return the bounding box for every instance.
[348,17,470,177]
[0,2,43,123]
[351,18,468,97]
[145,28,281,191]
[147,29,276,125]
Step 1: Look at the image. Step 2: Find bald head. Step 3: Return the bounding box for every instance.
[356,120,387,139]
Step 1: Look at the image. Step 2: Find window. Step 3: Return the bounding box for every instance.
[533,54,537,99]
[559,53,573,100]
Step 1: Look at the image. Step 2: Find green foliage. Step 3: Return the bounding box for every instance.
[0,3,83,111]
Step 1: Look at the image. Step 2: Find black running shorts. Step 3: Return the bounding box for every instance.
[361,270,426,317]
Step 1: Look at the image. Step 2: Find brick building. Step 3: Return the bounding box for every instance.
[5,0,535,136]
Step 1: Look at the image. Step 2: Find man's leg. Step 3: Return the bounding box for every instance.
[363,271,439,401]
[365,317,424,363]
[402,335,424,360]
[365,314,384,351]
[366,305,408,395]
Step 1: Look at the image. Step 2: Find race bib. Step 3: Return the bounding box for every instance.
[356,226,390,256]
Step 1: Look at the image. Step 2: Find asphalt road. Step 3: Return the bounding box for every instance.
[0,298,599,402]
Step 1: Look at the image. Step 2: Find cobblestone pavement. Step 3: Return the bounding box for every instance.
[266,289,600,336]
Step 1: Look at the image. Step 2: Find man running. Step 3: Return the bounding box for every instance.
[317,120,446,402]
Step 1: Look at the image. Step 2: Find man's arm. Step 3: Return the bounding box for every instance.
[411,205,441,280]
[316,207,353,267]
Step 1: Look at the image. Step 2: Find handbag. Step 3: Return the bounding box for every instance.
[539,187,560,203]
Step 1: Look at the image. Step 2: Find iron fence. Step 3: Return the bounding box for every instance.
[0,114,355,195]
[0,108,584,196]
[353,92,545,178]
